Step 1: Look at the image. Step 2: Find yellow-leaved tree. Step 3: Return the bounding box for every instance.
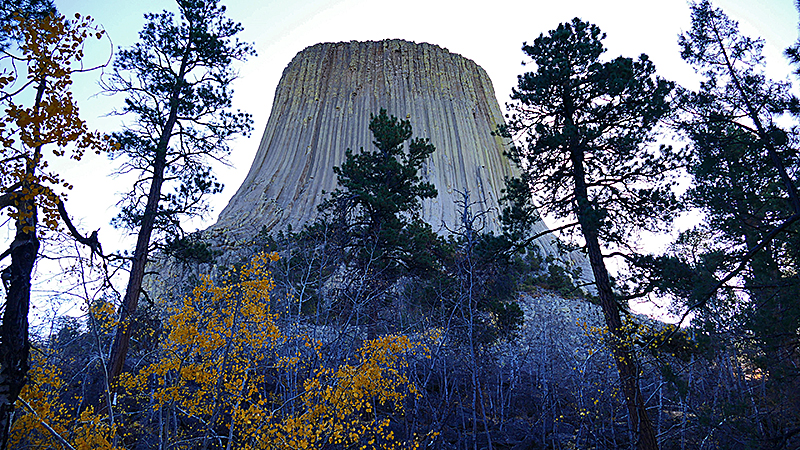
[13,253,428,449]
[0,12,113,449]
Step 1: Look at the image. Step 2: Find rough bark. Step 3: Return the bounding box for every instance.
[0,219,39,450]
[570,141,657,450]
[105,148,167,386]
[0,80,45,450]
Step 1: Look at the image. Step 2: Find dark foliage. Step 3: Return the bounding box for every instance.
[0,0,55,50]
[163,234,219,263]
[105,0,253,241]
[318,108,438,276]
[498,17,680,450]
[663,2,800,446]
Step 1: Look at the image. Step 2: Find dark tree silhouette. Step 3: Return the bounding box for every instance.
[103,0,255,386]
[499,18,678,450]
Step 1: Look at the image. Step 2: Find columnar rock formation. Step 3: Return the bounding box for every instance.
[210,40,563,250]
[201,38,594,278]
[146,39,595,311]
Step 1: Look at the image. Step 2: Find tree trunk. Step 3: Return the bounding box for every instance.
[0,219,39,450]
[0,80,45,450]
[570,143,658,450]
[105,147,167,386]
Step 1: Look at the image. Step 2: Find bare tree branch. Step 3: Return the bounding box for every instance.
[17,397,77,450]
[56,199,104,258]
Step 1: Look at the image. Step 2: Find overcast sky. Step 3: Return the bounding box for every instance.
[11,0,788,266]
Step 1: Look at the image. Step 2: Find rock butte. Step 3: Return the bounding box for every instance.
[208,39,579,266]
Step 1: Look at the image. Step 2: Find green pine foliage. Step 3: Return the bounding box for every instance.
[319,108,438,275]
[103,0,257,386]
[665,2,800,444]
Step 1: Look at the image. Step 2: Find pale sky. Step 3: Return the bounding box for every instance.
[14,0,798,320]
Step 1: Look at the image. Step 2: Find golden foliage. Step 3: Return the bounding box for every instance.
[10,344,119,450]
[0,12,114,232]
[14,253,427,449]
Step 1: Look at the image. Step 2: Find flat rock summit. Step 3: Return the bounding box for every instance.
[208,39,567,254]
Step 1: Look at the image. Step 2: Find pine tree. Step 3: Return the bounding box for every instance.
[103,0,255,385]
[314,109,439,338]
[677,0,800,298]
[319,108,438,275]
[674,1,800,442]
[499,18,678,450]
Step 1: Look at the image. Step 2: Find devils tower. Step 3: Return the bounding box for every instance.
[206,39,570,257]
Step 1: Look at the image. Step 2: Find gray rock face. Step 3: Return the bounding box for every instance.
[212,39,557,247]
[200,38,596,286]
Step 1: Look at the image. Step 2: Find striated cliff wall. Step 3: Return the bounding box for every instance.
[146,39,594,313]
[209,39,561,252]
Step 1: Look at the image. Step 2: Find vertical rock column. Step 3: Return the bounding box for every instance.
[211,39,560,256]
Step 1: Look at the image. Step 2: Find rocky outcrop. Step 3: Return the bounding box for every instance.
[209,39,566,255]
